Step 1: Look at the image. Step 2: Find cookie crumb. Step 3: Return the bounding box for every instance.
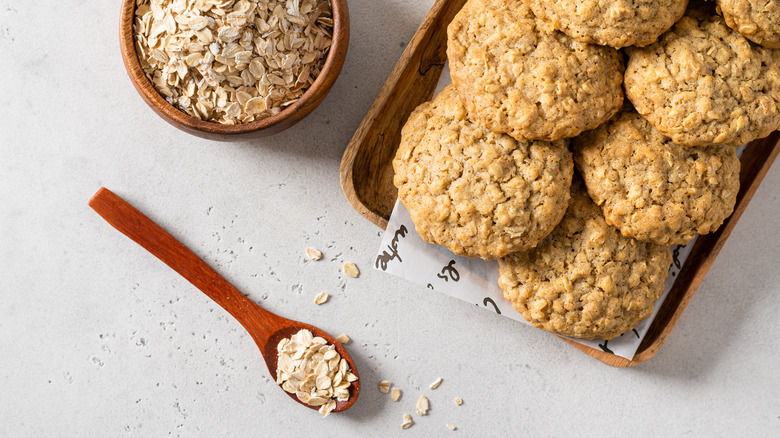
[342,262,360,278]
[416,395,429,415]
[429,377,443,389]
[313,292,329,305]
[306,247,323,260]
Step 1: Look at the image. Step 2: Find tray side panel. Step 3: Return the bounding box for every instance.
[564,132,780,366]
[340,0,467,229]
[630,131,780,365]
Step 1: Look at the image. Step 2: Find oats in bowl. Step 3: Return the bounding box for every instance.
[133,0,333,125]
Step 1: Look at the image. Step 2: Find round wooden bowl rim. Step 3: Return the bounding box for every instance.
[119,0,348,136]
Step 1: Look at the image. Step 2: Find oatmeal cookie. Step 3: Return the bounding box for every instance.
[573,110,741,246]
[393,85,573,260]
[498,177,672,340]
[523,0,688,48]
[447,0,624,142]
[625,6,780,147]
[717,0,780,48]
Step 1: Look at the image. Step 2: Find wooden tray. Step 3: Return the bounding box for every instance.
[339,0,780,367]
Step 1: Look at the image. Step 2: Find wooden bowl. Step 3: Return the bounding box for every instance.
[119,0,349,141]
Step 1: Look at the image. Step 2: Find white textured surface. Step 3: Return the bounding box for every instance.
[1,0,779,436]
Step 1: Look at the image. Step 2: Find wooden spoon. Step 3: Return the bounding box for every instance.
[89,187,360,413]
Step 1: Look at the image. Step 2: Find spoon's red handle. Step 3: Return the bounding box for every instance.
[88,187,281,344]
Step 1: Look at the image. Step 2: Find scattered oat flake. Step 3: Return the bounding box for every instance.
[306,247,323,260]
[314,292,329,305]
[335,334,350,344]
[454,397,463,406]
[429,377,443,389]
[401,414,413,429]
[416,395,429,415]
[378,380,391,394]
[391,388,401,402]
[342,262,359,278]
[446,424,457,431]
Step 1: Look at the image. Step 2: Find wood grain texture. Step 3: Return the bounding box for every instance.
[89,188,360,411]
[340,0,467,228]
[119,0,349,141]
[338,0,780,367]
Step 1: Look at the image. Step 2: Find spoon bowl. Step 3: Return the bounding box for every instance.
[88,187,360,413]
[262,323,359,412]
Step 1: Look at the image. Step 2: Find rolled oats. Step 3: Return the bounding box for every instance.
[342,262,359,278]
[276,329,357,416]
[416,395,429,415]
[378,380,391,394]
[334,334,350,344]
[134,0,334,124]
[391,387,401,402]
[319,399,336,417]
[313,291,329,305]
[401,414,413,429]
[306,247,323,260]
[429,377,442,389]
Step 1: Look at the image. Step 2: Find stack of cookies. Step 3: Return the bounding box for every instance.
[392,0,780,340]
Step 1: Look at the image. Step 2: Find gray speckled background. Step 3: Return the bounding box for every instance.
[1,0,779,436]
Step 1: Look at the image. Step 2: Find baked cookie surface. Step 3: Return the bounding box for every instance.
[498,178,672,340]
[717,0,780,48]
[447,0,624,142]
[573,111,741,246]
[393,85,573,260]
[523,0,688,48]
[625,6,780,147]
